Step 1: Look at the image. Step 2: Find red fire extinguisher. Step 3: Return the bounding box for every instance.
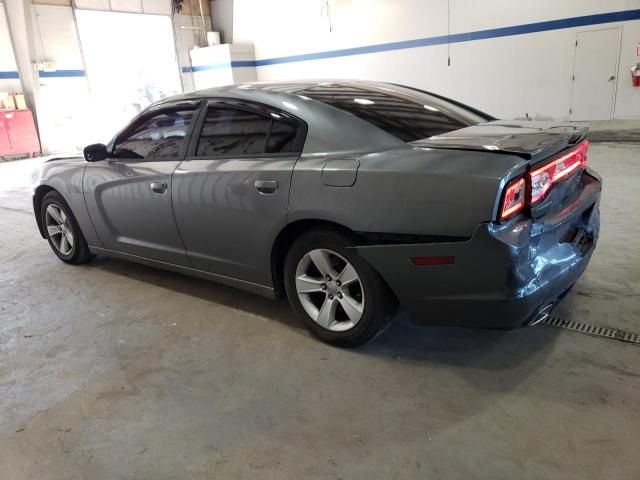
[632,63,640,87]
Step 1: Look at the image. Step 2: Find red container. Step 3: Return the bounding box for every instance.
[633,76,640,87]
[0,109,41,157]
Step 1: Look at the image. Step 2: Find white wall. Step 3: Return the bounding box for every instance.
[74,0,171,15]
[616,19,640,118]
[233,0,640,120]
[210,0,232,43]
[0,3,21,93]
[175,13,213,91]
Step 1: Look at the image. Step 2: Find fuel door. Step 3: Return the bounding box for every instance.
[321,159,359,187]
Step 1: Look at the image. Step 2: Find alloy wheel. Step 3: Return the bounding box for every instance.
[45,204,74,256]
[295,248,365,332]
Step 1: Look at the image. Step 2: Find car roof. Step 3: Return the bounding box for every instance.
[158,80,412,114]
[168,79,394,100]
[159,80,492,124]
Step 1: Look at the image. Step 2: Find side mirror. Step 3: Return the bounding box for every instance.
[83,143,109,162]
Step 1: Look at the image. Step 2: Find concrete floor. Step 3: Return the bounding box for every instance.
[0,143,639,479]
[581,120,640,143]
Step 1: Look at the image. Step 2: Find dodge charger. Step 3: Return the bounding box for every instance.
[32,81,601,346]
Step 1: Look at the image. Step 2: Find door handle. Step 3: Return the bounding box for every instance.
[608,75,616,82]
[150,182,168,193]
[254,179,278,194]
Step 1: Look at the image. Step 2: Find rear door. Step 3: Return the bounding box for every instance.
[83,101,200,265]
[570,28,621,121]
[172,99,306,286]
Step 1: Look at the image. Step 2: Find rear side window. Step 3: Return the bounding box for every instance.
[195,107,300,157]
[115,109,195,159]
[197,108,269,156]
[266,117,298,153]
[297,84,485,142]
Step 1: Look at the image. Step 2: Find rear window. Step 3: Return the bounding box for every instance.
[297,83,488,142]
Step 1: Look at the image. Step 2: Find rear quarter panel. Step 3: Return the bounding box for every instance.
[289,147,526,238]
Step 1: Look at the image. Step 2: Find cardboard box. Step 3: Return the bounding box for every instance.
[13,93,26,110]
[0,92,16,110]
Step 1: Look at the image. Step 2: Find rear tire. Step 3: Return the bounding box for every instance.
[284,229,394,347]
[41,191,92,264]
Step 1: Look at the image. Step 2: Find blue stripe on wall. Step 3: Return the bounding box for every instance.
[254,9,640,66]
[39,69,86,78]
[182,60,257,73]
[185,8,640,72]
[184,64,227,72]
[0,69,86,79]
[0,71,20,79]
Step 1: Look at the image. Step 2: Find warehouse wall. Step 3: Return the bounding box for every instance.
[210,0,232,44]
[175,13,213,91]
[0,4,21,93]
[233,0,640,120]
[0,0,212,152]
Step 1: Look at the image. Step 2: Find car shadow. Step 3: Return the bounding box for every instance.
[89,255,560,392]
[358,311,561,394]
[89,255,304,332]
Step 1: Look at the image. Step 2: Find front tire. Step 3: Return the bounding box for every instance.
[284,229,394,347]
[41,191,92,264]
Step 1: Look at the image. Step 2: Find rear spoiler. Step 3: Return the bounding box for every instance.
[412,121,589,163]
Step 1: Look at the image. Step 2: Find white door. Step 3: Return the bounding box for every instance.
[570,28,620,121]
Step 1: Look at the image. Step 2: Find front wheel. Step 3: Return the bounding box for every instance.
[41,191,92,264]
[284,230,395,347]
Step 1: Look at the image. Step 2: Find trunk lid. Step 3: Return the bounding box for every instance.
[411,120,589,165]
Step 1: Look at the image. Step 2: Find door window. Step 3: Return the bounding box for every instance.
[195,107,300,157]
[114,108,196,159]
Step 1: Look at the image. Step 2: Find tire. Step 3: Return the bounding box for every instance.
[41,191,92,264]
[284,229,395,347]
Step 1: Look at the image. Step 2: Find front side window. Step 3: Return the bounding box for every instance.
[196,106,301,157]
[115,108,195,159]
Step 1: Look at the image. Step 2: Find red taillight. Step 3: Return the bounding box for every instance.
[499,140,588,222]
[529,140,589,204]
[500,177,526,221]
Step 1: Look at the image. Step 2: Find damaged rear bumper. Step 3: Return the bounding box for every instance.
[355,171,601,329]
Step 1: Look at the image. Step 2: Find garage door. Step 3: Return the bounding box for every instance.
[75,9,182,142]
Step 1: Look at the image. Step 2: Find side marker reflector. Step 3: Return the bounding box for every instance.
[410,256,454,266]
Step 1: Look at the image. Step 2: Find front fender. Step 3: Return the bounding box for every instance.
[34,160,102,247]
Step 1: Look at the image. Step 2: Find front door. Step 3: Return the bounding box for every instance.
[172,100,305,286]
[83,103,200,265]
[570,28,621,121]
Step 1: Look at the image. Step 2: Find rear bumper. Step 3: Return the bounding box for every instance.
[355,171,601,329]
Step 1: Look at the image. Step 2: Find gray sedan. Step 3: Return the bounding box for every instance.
[32,81,601,347]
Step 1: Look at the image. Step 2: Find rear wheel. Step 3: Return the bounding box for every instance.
[284,229,394,347]
[41,191,92,264]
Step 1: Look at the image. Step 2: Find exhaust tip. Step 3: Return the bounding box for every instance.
[529,304,554,326]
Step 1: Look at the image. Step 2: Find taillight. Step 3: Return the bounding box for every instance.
[500,177,526,221]
[498,140,588,222]
[529,140,589,204]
